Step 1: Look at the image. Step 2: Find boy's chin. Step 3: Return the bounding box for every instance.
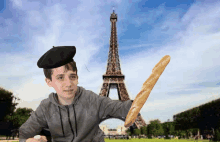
[57,92,74,97]
[62,93,75,98]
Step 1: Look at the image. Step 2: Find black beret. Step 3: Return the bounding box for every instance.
[37,46,76,69]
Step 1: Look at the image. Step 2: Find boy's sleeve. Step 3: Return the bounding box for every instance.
[89,91,134,121]
[19,101,48,142]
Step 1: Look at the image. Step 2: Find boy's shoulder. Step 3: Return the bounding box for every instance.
[42,97,50,104]
[38,92,53,108]
[81,87,99,97]
[40,96,51,108]
[77,86,104,103]
[78,86,98,98]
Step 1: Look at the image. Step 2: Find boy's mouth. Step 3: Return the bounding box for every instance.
[64,89,73,92]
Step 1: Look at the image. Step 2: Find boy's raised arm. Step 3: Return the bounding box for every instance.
[89,91,133,121]
[19,101,48,142]
[100,97,133,121]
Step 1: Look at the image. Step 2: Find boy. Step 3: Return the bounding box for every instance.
[19,46,134,142]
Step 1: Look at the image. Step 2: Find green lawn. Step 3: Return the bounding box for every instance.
[0,138,210,142]
[0,140,18,142]
[104,138,210,142]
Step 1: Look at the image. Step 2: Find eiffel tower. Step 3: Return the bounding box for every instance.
[99,9,147,129]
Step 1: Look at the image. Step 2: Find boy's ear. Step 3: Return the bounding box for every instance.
[45,78,52,87]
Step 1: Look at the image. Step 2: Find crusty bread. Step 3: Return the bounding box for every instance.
[124,55,171,127]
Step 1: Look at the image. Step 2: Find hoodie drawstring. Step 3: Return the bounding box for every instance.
[73,104,77,137]
[58,106,65,137]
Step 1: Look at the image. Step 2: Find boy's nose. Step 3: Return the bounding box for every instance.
[64,78,72,86]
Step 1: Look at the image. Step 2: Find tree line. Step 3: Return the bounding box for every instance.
[125,119,201,139]
[0,87,33,131]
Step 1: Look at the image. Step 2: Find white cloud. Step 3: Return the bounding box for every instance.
[27,11,44,27]
[10,0,43,11]
[11,0,23,9]
[131,3,166,27]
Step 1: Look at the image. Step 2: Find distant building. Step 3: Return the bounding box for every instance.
[99,124,129,135]
[99,125,109,135]
[108,129,118,135]
[117,125,127,135]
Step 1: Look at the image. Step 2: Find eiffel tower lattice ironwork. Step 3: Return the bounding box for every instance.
[99,10,147,129]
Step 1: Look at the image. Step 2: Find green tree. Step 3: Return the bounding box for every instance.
[193,128,199,136]
[126,129,131,136]
[179,130,187,139]
[161,121,176,138]
[173,130,180,137]
[0,87,20,121]
[134,129,141,136]
[148,119,162,137]
[169,122,175,135]
[162,122,168,138]
[186,128,194,138]
[140,126,147,136]
[4,107,33,129]
[126,126,135,136]
[186,128,196,139]
[147,124,153,138]
[213,127,220,142]
[157,125,164,136]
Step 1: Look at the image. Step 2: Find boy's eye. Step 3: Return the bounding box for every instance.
[57,76,77,80]
[70,76,77,79]
[58,77,63,80]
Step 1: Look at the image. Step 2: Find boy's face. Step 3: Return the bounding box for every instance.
[45,65,78,101]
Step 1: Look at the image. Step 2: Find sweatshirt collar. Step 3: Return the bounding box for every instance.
[49,86,82,108]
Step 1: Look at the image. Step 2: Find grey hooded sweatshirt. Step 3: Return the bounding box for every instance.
[19,86,133,142]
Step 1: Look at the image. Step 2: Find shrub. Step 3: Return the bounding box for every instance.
[164,134,171,139]
[147,134,152,139]
[212,128,220,142]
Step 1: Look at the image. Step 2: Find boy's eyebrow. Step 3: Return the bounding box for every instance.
[70,73,77,75]
[56,73,77,77]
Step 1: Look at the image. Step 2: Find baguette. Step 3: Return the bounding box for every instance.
[124,55,171,127]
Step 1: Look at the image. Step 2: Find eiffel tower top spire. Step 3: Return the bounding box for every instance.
[110,7,117,21]
[113,6,115,14]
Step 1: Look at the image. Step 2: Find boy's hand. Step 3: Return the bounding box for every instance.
[26,135,47,142]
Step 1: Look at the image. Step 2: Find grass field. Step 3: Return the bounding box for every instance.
[0,141,18,142]
[0,138,210,142]
[104,139,210,142]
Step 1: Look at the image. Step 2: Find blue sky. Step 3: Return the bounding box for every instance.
[1,0,220,129]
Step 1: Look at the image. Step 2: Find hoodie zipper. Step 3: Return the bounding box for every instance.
[66,106,75,141]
